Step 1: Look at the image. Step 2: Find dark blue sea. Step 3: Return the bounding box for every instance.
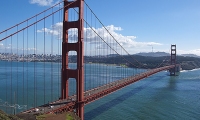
[85,69,200,120]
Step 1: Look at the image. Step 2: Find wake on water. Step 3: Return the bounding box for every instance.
[180,68,200,72]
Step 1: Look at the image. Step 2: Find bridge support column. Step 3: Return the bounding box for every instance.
[61,0,84,119]
[170,45,176,76]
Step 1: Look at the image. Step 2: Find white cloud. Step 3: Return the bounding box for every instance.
[37,22,63,39]
[86,25,162,51]
[37,23,163,54]
[29,0,57,6]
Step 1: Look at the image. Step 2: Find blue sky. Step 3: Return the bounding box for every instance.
[0,0,200,55]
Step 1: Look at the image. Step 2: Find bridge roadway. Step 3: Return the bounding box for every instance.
[22,65,175,115]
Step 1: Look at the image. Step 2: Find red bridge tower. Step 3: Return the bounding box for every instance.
[170,44,176,76]
[61,0,84,119]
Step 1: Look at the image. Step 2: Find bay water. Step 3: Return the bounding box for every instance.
[85,68,200,119]
[0,61,200,119]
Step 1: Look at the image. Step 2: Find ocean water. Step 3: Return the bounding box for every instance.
[0,61,62,113]
[0,61,200,120]
[0,61,145,114]
[85,69,200,120]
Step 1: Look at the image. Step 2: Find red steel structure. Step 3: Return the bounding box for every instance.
[170,45,176,76]
[61,0,84,119]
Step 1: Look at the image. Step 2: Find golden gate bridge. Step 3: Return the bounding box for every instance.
[0,0,179,119]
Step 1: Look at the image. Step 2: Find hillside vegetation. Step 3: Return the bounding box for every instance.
[0,110,20,120]
[0,110,80,120]
[81,55,200,70]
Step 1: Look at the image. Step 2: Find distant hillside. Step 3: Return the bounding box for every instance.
[176,56,200,70]
[135,52,200,59]
[180,54,200,58]
[135,52,170,57]
[82,55,200,70]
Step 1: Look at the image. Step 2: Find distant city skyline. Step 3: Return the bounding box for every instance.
[0,0,200,56]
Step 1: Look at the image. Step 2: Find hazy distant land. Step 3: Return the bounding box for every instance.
[0,52,200,70]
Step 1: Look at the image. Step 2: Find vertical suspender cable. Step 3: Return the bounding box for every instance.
[26,21,29,107]
[100,26,103,87]
[108,29,109,84]
[120,44,122,79]
[33,22,36,107]
[5,31,8,113]
[103,26,105,87]
[109,32,111,84]
[91,10,93,90]
[97,20,99,87]
[51,7,54,101]
[123,49,125,79]
[94,15,96,89]
[59,2,62,99]
[97,17,100,87]
[106,29,108,87]
[35,16,38,107]
[122,50,126,78]
[22,30,25,106]
[17,25,19,106]
[57,2,60,99]
[120,44,124,79]
[10,36,13,108]
[43,13,46,105]
[89,11,92,90]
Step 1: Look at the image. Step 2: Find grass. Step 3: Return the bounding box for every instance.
[36,112,80,120]
[66,113,74,120]
[36,114,54,119]
[0,109,80,120]
[0,110,21,120]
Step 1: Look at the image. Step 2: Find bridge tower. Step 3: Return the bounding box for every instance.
[61,0,84,119]
[170,44,176,76]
